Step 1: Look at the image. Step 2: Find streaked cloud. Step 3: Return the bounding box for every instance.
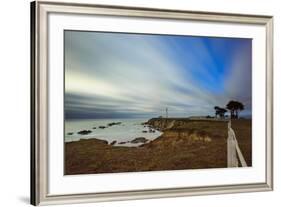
[65,31,252,119]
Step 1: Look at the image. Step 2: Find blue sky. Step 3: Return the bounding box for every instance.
[64,31,252,119]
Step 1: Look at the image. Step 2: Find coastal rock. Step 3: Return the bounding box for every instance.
[67,132,74,135]
[118,141,127,144]
[99,126,107,129]
[77,130,92,135]
[130,137,148,144]
[107,122,122,127]
[92,127,96,129]
[110,140,117,145]
[142,130,148,133]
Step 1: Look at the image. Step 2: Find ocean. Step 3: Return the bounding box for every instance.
[65,118,162,146]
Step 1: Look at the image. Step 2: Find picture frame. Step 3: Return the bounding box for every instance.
[31,0,273,205]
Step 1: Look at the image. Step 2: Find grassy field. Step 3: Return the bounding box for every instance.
[231,119,252,166]
[65,119,252,175]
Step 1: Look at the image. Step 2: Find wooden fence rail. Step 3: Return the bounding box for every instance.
[227,120,247,167]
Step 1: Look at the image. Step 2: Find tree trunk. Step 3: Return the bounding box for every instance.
[230,110,234,119]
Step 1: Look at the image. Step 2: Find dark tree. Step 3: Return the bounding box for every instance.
[214,106,227,118]
[214,106,220,118]
[226,100,244,119]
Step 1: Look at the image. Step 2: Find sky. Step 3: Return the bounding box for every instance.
[64,30,252,119]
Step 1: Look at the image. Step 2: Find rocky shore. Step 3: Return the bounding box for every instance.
[65,119,252,175]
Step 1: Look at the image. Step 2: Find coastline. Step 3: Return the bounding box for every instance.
[64,118,162,145]
[65,118,252,175]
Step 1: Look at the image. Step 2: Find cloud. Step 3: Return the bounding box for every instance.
[65,31,252,119]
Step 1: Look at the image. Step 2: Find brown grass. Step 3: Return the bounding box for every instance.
[231,119,252,166]
[65,119,251,175]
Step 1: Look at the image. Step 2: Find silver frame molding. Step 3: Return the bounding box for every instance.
[30,1,273,205]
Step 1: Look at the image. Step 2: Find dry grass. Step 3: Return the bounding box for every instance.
[231,119,252,166]
[65,119,251,175]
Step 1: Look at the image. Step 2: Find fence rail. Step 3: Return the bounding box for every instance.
[227,120,247,167]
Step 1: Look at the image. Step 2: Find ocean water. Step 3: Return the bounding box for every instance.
[65,118,162,147]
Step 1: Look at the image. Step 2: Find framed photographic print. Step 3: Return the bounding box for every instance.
[31,0,273,205]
